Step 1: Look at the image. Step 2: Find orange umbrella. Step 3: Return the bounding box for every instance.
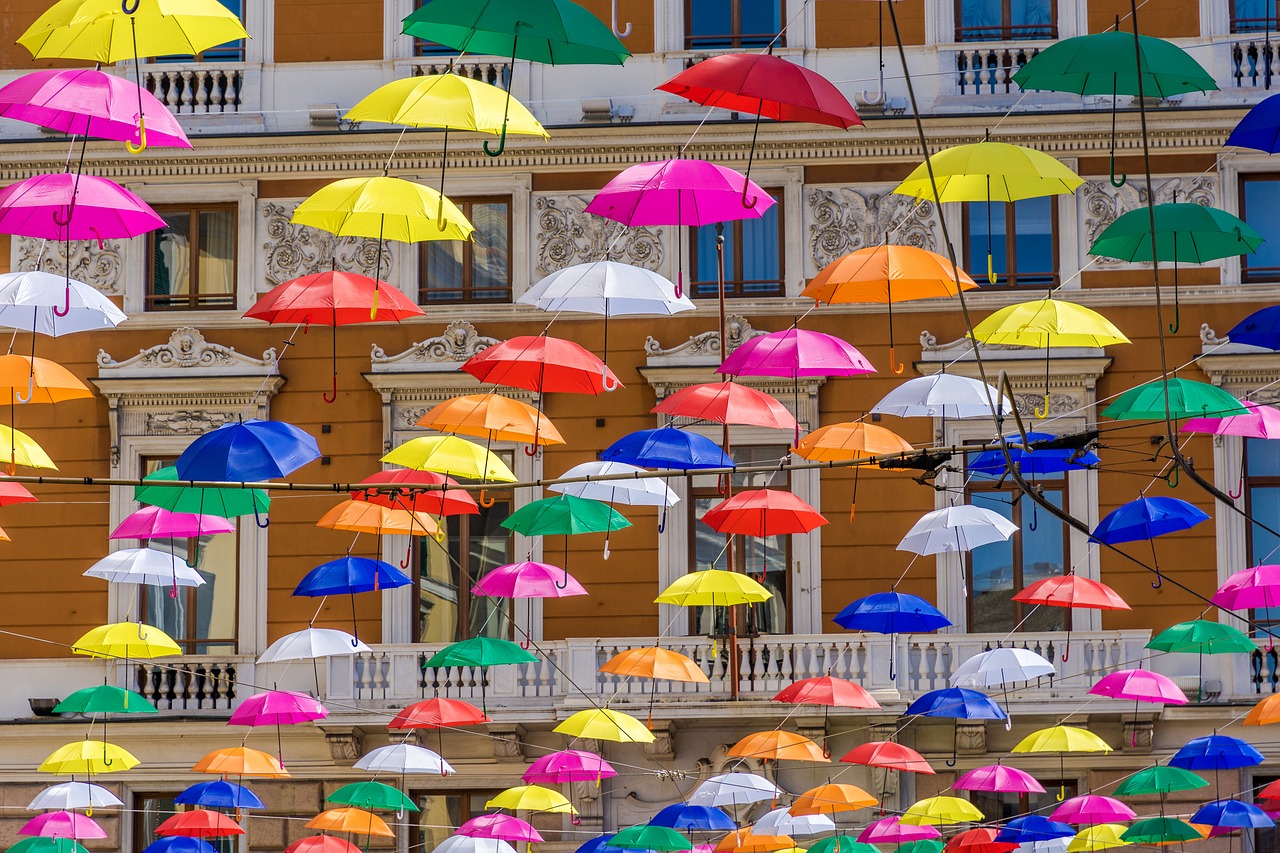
[790,783,878,816]
[306,808,394,838]
[716,830,795,853]
[801,244,978,373]
[1245,693,1280,725]
[728,730,829,763]
[0,354,92,404]
[417,393,565,447]
[192,746,290,778]
[794,422,913,461]
[599,647,710,683]
[316,498,441,538]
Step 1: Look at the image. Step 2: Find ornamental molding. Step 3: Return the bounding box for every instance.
[1196,323,1280,399]
[260,200,391,286]
[919,331,1108,364]
[13,235,126,295]
[533,194,663,277]
[97,327,278,377]
[644,315,769,365]
[805,186,938,274]
[636,365,826,431]
[1078,175,1217,268]
[369,321,500,373]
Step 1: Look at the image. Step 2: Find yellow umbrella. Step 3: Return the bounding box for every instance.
[1013,725,1111,801]
[899,795,984,826]
[654,570,772,607]
[40,740,139,774]
[1069,825,1131,853]
[382,435,518,482]
[345,75,548,138]
[485,785,577,814]
[18,0,248,64]
[72,622,181,659]
[292,176,474,243]
[316,499,442,539]
[0,424,58,472]
[554,708,655,744]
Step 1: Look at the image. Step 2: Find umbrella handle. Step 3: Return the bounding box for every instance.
[657,507,667,534]
[125,117,147,155]
[1165,466,1178,488]
[570,815,582,827]
[889,346,904,375]
[610,0,632,36]
[14,377,32,405]
[478,490,496,508]
[740,182,758,210]
[603,540,611,560]
[122,0,140,12]
[1034,393,1050,419]
[987,252,998,285]
[483,124,509,157]
[524,444,538,457]
[323,374,337,404]
[186,542,200,569]
[53,285,71,317]
[370,284,380,320]
[400,545,412,570]
[1057,785,1066,802]
[1109,156,1127,189]
[555,569,570,590]
[1151,569,1162,590]
[601,366,621,392]
[254,504,271,528]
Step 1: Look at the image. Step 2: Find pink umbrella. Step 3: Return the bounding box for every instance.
[0,69,190,149]
[858,817,942,844]
[1183,401,1280,439]
[228,690,328,767]
[471,561,588,598]
[1088,669,1188,705]
[522,749,617,784]
[0,172,165,240]
[1214,564,1280,611]
[110,506,237,540]
[718,329,877,379]
[585,159,776,227]
[457,814,543,843]
[1050,795,1136,826]
[19,811,107,840]
[953,764,1045,794]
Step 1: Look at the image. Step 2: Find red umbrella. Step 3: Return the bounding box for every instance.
[245,271,424,403]
[285,838,361,853]
[945,829,1016,853]
[0,477,35,506]
[773,676,881,710]
[1012,574,1129,662]
[352,470,479,517]
[155,810,245,838]
[653,381,796,431]
[702,488,827,536]
[841,741,934,774]
[387,697,490,730]
[462,335,623,395]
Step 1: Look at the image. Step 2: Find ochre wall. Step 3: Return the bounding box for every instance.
[1088,0,1201,38]
[817,0,926,48]
[578,0,655,56]
[274,0,384,63]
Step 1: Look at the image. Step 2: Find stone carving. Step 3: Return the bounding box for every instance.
[1010,392,1077,417]
[261,200,391,285]
[98,328,277,372]
[1122,720,1153,753]
[1080,176,1217,267]
[145,410,236,435]
[370,321,500,369]
[324,727,367,762]
[534,195,663,276]
[488,722,526,760]
[806,187,938,273]
[14,235,126,295]
[955,721,987,754]
[1201,323,1223,346]
[645,315,768,361]
[642,720,676,761]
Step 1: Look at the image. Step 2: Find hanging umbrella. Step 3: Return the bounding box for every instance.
[192,746,289,778]
[135,466,269,521]
[1052,796,1136,825]
[795,422,913,461]
[600,646,709,683]
[72,622,181,659]
[353,743,453,775]
[575,837,637,853]
[714,831,794,853]
[1013,574,1129,610]
[0,354,91,405]
[1227,93,1280,152]
[954,764,1044,793]
[487,785,576,814]
[606,827,691,852]
[1169,734,1264,770]
[1148,619,1256,654]
[327,781,418,813]
[1093,497,1210,544]
[871,374,1012,420]
[752,808,834,837]
[0,173,165,240]
[292,176,473,243]
[718,329,875,379]
[687,773,782,808]
[523,749,617,785]
[898,505,1018,555]
[0,477,35,506]
[26,783,121,812]
[54,684,156,715]
[1119,818,1201,846]
[39,741,139,774]
[900,796,984,826]
[833,591,950,680]
[586,159,775,226]
[859,819,939,845]
[315,499,440,540]
[352,469,478,517]
[436,840,518,853]
[728,730,828,762]
[176,781,266,811]
[655,569,772,607]
[424,636,537,668]
[996,818,1075,844]
[19,0,247,62]
[227,690,327,726]
[471,560,588,598]
[907,687,1005,767]
[950,648,1056,688]
[464,334,622,395]
[1067,826,1131,853]
[285,839,361,853]
[9,841,89,853]
[773,676,880,709]
[502,494,630,537]
[968,432,1099,479]
[417,394,565,448]
[293,556,412,597]
[701,488,826,538]
[459,815,544,843]
[110,506,235,541]
[0,424,56,472]
[1012,726,1111,800]
[549,460,679,508]
[382,435,517,481]
[1103,378,1248,420]
[1113,764,1208,796]
[841,741,933,774]
[654,381,796,432]
[1089,669,1187,704]
[0,270,126,336]
[256,628,371,663]
[602,427,734,470]
[1246,691,1280,725]
[18,812,106,840]
[807,839,879,853]
[1227,305,1280,350]
[155,811,244,838]
[388,696,489,730]
[83,547,206,589]
[1191,800,1273,829]
[1184,401,1280,440]
[948,829,1017,853]
[175,418,320,482]
[306,809,393,837]
[1214,563,1280,611]
[553,708,654,743]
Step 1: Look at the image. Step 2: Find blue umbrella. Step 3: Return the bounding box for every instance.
[906,687,1004,768]
[1169,734,1264,771]
[576,837,646,853]
[292,556,412,597]
[1191,799,1274,829]
[142,840,219,853]
[995,816,1076,843]
[175,418,321,483]
[175,780,265,811]
[1227,305,1280,351]
[602,428,733,470]
[967,432,1099,479]
[1092,497,1210,590]
[1227,94,1280,153]
[649,804,736,832]
[833,591,951,681]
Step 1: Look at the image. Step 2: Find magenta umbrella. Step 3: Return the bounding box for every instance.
[585,159,775,226]
[718,329,876,379]
[0,172,165,240]
[471,561,588,598]
[1089,668,1187,748]
[0,69,190,149]
[457,814,544,843]
[228,690,328,767]
[1050,795,1136,826]
[110,506,237,540]
[522,749,617,785]
[953,764,1045,793]
[19,811,106,840]
[858,817,941,844]
[1183,400,1280,439]
[1214,564,1280,611]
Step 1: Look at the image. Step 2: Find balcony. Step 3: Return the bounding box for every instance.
[1232,38,1278,88]
[952,45,1042,97]
[141,62,259,114]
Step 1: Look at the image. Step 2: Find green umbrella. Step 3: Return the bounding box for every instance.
[1089,204,1264,332]
[135,465,270,523]
[503,493,632,562]
[54,684,157,715]
[1120,817,1202,845]
[1147,619,1256,655]
[607,825,693,852]
[808,839,881,853]
[402,0,629,156]
[1102,378,1249,421]
[423,637,538,712]
[1113,764,1208,797]
[897,842,943,853]
[1011,31,1217,187]
[327,781,419,813]
[8,840,90,853]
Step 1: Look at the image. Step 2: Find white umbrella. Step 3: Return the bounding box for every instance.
[688,772,782,808]
[1019,840,1070,853]
[27,782,123,811]
[753,807,836,837]
[435,838,517,853]
[950,648,1056,689]
[548,461,680,507]
[519,261,695,316]
[256,628,371,663]
[0,271,126,336]
[83,547,207,588]
[896,505,1018,556]
[353,743,454,775]
[871,374,1012,419]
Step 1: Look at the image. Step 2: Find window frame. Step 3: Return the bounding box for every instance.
[954,0,1057,42]
[962,197,1059,288]
[684,0,785,50]
[969,779,1078,822]
[409,790,503,852]
[145,203,239,311]
[689,189,785,298]
[1244,439,1280,634]
[1240,174,1280,284]
[132,792,238,853]
[418,196,513,305]
[1232,0,1278,33]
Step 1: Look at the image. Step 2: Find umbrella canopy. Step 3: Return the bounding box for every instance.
[1089,669,1188,704]
[714,831,794,853]
[906,687,1006,720]
[752,807,834,837]
[553,708,655,743]
[305,809,393,837]
[950,648,1056,688]
[471,561,587,598]
[1052,796,1136,825]
[1102,378,1248,420]
[807,840,879,853]
[1246,692,1280,725]
[0,270,126,336]
[954,764,1044,793]
[520,261,694,315]
[872,375,1012,419]
[970,299,1130,348]
[893,142,1083,203]
[1067,826,1131,853]
[599,646,709,683]
[284,839,361,853]
[0,173,164,240]
[859,819,939,845]
[967,432,1099,479]
[388,697,490,730]
[654,381,796,431]
[463,335,621,395]
[26,783,121,812]
[788,783,877,815]
[109,506,235,540]
[996,818,1075,844]
[1169,734,1264,770]
[549,461,679,507]
[1113,765,1208,796]
[487,785,576,814]
[841,741,934,773]
[176,781,265,811]
[900,796,984,826]
[1147,619,1256,654]
[501,494,631,537]
[523,749,617,784]
[1228,305,1280,350]
[227,690,328,727]
[1091,496,1209,544]
[246,271,424,325]
[344,73,547,136]
[718,329,875,379]
[897,505,1019,555]
[1119,818,1201,846]
[402,0,629,65]
[352,469,478,517]
[586,159,775,226]
[0,477,35,507]
[423,636,538,668]
[602,427,733,469]
[0,354,91,404]
[701,488,827,536]
[1191,800,1274,829]
[54,684,156,715]
[1012,575,1130,610]
[9,841,88,853]
[83,547,206,588]
[773,676,880,709]
[1227,93,1280,152]
[459,815,544,843]
[135,466,269,518]
[39,741,138,774]
[352,743,454,775]
[175,419,320,482]
[327,781,418,813]
[18,812,106,840]
[435,840,518,853]
[1185,401,1280,439]
[155,811,244,838]
[71,622,181,659]
[1012,726,1112,754]
[417,394,564,447]
[688,773,782,808]
[292,557,412,597]
[315,499,440,538]
[728,730,828,762]
[382,435,518,481]
[0,424,56,470]
[291,176,474,242]
[655,569,772,607]
[803,244,977,303]
[833,591,952,634]
[1011,31,1216,97]
[607,827,691,852]
[1214,564,1280,611]
[1089,203,1263,263]
[794,422,913,462]
[192,746,289,778]
[256,628,371,664]
[18,0,246,62]
[948,829,1018,853]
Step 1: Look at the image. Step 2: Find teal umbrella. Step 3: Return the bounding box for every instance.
[503,493,632,561]
[327,781,419,813]
[1113,764,1208,796]
[1102,378,1249,421]
[135,466,270,526]
[1147,619,1256,701]
[8,840,91,853]
[1120,817,1202,845]
[807,839,881,853]
[55,684,157,715]
[422,637,538,713]
[606,826,693,852]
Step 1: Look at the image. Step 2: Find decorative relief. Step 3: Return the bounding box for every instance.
[1079,176,1217,267]
[324,727,367,762]
[534,195,662,276]
[370,321,501,370]
[645,314,768,361]
[145,410,236,435]
[14,235,125,295]
[98,327,277,372]
[806,187,939,273]
[1010,392,1078,418]
[260,201,391,285]
[955,721,987,754]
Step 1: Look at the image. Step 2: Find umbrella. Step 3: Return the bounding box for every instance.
[752,808,834,837]
[701,488,826,538]
[0,173,164,241]
[1013,575,1129,610]
[1092,496,1209,590]
[487,785,576,814]
[907,687,1005,766]
[175,418,320,482]
[773,676,880,709]
[1227,305,1280,350]
[1148,619,1255,653]
[1120,818,1201,846]
[417,393,564,448]
[600,646,709,683]
[459,815,544,843]
[1185,401,1280,440]
[26,783,121,812]
[327,781,418,813]
[1246,691,1280,725]
[996,818,1075,844]
[833,592,950,680]
[0,424,56,471]
[285,839,361,853]
[0,270,126,337]
[718,329,875,379]
[1169,734,1264,770]
[388,696,489,730]
[110,506,236,541]
[1103,377,1248,420]
[463,334,622,395]
[728,730,828,762]
[352,469,478,518]
[1191,800,1273,829]
[714,831,794,853]
[436,840,518,853]
[353,743,453,775]
[602,427,734,471]
[688,773,782,808]
[951,648,1056,688]
[587,159,775,227]
[1052,796,1136,825]
[1114,764,1208,796]
[860,820,939,845]
[1067,826,1130,853]
[1227,93,1280,152]
[554,708,655,743]
[607,827,691,852]
[1090,669,1187,704]
[19,812,106,840]
[306,808,393,837]
[1013,726,1111,799]
[39,741,138,774]
[72,622,181,659]
[841,741,934,774]
[948,829,1017,853]
[382,435,517,481]
[292,175,473,243]
[523,749,617,785]
[9,841,89,853]
[315,499,441,540]
[228,690,326,726]
[54,684,156,715]
[83,546,206,589]
[900,796,984,826]
[471,560,588,598]
[19,0,246,63]
[192,746,289,778]
[655,569,772,607]
[293,556,412,597]
[807,840,879,853]
[176,781,266,811]
[654,381,796,432]
[954,764,1044,793]
[135,466,269,521]
[1215,563,1280,612]
[503,493,630,560]
[968,432,1099,479]
[0,354,90,405]
[549,460,679,508]
[898,505,1018,555]
[155,811,244,837]
[424,637,536,668]
[575,837,635,853]
[794,422,913,462]
[790,783,877,816]
[256,628,371,663]
[871,375,1011,420]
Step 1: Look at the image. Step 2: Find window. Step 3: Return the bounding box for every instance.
[970,780,1077,821]
[965,463,1067,633]
[689,445,790,636]
[1241,175,1280,283]
[685,0,783,50]
[690,192,783,298]
[1246,439,1280,634]
[411,791,501,851]
[134,794,236,853]
[420,198,512,304]
[153,0,245,61]
[147,206,237,310]
[1255,775,1280,853]
[137,457,239,654]
[964,197,1057,288]
[956,0,1055,42]
[1233,0,1277,33]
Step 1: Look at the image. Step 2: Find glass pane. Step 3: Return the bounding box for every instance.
[418,502,512,642]
[1245,178,1280,279]
[1235,0,1278,31]
[740,204,782,294]
[151,213,192,306]
[959,0,1004,40]
[967,201,1009,285]
[417,794,463,851]
[202,0,245,60]
[1250,437,1280,478]
[693,224,731,297]
[418,533,459,643]
[425,241,466,302]
[969,492,1016,632]
[739,0,781,46]
[1012,196,1055,286]
[466,501,513,640]
[1010,0,1054,37]
[142,536,238,654]
[135,797,238,853]
[470,202,511,301]
[1021,488,1065,632]
[197,209,236,306]
[689,0,734,48]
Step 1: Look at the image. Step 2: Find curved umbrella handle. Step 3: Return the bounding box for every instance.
[1151,570,1162,590]
[888,654,895,681]
[254,504,270,529]
[944,756,956,768]
[370,286,380,321]
[121,0,140,12]
[601,366,621,391]
[1109,155,1127,189]
[603,540,611,560]
[716,474,727,497]
[323,374,337,404]
[1168,300,1180,334]
[125,117,147,155]
[570,815,582,827]
[610,0,632,37]
[1165,466,1179,488]
[1057,785,1066,802]
[52,284,71,317]
[1061,643,1070,664]
[555,568,571,590]
[478,490,496,508]
[400,546,412,570]
[14,377,33,405]
[52,208,71,228]
[674,273,682,299]
[987,252,998,285]
[520,636,531,650]
[1034,393,1050,419]
[185,542,200,569]
[524,443,538,457]
[1229,474,1245,501]
[889,346,904,375]
[740,182,758,210]
[483,124,509,158]
[169,578,178,599]
[657,507,667,534]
